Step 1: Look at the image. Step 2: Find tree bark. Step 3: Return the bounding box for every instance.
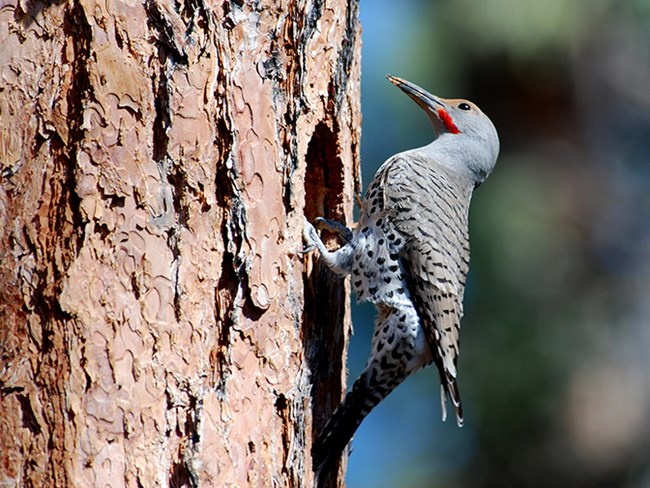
[0,0,361,486]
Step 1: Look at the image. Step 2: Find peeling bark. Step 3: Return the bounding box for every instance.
[0,0,361,486]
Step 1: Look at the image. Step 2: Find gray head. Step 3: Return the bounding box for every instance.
[387,74,500,185]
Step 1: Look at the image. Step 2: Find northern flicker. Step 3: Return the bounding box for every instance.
[303,74,500,481]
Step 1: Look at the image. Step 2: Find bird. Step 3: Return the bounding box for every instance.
[303,74,500,483]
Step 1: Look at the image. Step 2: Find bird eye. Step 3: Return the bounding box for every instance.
[458,103,471,111]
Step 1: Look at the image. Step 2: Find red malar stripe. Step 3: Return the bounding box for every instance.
[437,109,460,134]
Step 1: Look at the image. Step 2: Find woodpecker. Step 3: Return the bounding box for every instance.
[304,74,500,481]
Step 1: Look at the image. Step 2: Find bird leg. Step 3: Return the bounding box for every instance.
[302,217,354,276]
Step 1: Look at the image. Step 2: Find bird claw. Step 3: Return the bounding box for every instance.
[298,243,316,255]
[301,217,320,255]
[313,217,353,244]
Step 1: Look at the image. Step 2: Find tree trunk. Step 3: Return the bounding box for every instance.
[0,0,361,486]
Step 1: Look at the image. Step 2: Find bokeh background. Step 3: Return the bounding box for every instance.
[347,1,650,486]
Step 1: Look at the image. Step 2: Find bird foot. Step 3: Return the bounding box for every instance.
[301,217,321,255]
[314,217,353,244]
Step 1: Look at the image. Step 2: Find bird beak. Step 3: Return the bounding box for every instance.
[387,74,459,135]
[387,74,444,110]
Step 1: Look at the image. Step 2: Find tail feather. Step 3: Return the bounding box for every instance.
[313,370,464,484]
[312,375,382,485]
[439,370,463,427]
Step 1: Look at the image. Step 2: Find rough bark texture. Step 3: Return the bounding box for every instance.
[0,0,361,486]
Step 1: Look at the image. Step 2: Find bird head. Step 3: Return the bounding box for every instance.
[387,74,500,185]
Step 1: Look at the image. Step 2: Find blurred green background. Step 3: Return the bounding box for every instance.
[347,0,650,486]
